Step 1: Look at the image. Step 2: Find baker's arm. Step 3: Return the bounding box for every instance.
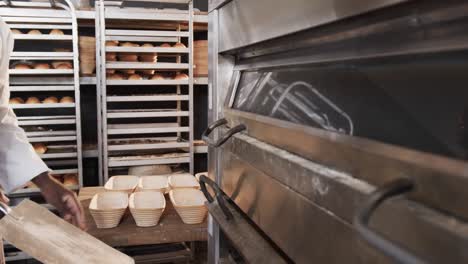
[0,18,86,230]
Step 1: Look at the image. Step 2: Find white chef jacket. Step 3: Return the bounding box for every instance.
[0,17,49,193]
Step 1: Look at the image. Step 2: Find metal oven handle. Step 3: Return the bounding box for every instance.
[199,175,233,220]
[202,118,246,148]
[354,178,424,264]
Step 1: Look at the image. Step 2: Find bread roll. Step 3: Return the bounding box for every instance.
[151,74,165,80]
[106,40,119,47]
[140,69,155,75]
[118,54,138,62]
[60,96,74,103]
[63,174,78,186]
[128,74,143,80]
[106,69,116,74]
[121,42,139,47]
[55,63,72,69]
[26,97,40,104]
[120,69,136,75]
[173,42,186,48]
[9,97,24,104]
[160,43,171,48]
[33,143,47,154]
[52,61,72,69]
[43,96,58,104]
[174,73,189,80]
[106,53,117,61]
[28,29,42,35]
[34,63,51,70]
[14,64,32,70]
[107,73,125,80]
[140,43,157,63]
[52,175,64,183]
[11,29,22,34]
[49,29,64,35]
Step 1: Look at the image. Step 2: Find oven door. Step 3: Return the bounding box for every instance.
[206,1,468,263]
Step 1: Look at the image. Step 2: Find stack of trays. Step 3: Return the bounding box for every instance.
[129,192,166,227]
[104,175,139,194]
[137,175,169,193]
[170,188,207,224]
[89,192,128,229]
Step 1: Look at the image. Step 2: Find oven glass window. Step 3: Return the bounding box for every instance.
[232,55,468,160]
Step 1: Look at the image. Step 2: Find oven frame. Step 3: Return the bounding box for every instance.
[208,0,468,263]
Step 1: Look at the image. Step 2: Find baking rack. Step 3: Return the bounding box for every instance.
[96,0,195,184]
[0,0,83,195]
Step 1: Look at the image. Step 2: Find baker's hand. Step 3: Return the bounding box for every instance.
[0,192,9,204]
[33,172,87,230]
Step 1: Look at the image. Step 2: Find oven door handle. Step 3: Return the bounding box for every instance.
[199,174,233,220]
[354,178,425,264]
[202,118,246,148]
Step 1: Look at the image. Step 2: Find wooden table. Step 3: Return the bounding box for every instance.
[79,187,207,248]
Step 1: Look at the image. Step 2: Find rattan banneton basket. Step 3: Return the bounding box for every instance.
[170,189,207,224]
[137,175,169,193]
[89,192,128,229]
[104,175,139,194]
[129,191,166,227]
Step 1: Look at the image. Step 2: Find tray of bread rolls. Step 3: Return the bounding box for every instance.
[11,28,72,40]
[9,60,74,75]
[104,40,190,85]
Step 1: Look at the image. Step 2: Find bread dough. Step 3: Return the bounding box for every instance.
[43,96,58,104]
[59,96,74,103]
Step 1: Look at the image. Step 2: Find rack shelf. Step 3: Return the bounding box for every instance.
[10,85,75,91]
[107,109,189,118]
[107,94,189,102]
[11,103,76,109]
[9,69,74,75]
[108,153,190,167]
[12,34,73,41]
[106,62,189,70]
[107,79,188,85]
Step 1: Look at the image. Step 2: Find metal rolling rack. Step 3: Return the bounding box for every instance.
[96,0,195,183]
[0,0,83,195]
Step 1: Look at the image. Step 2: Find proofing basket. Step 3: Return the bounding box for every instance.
[137,175,169,193]
[104,175,139,194]
[129,191,166,227]
[168,173,200,190]
[170,189,207,224]
[89,192,128,229]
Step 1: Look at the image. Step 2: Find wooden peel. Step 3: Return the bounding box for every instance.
[0,200,134,264]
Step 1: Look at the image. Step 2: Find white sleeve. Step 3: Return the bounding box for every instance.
[0,18,49,193]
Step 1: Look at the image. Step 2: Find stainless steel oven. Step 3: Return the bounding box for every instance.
[204,0,468,263]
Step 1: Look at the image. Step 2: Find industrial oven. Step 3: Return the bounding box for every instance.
[203,0,468,263]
